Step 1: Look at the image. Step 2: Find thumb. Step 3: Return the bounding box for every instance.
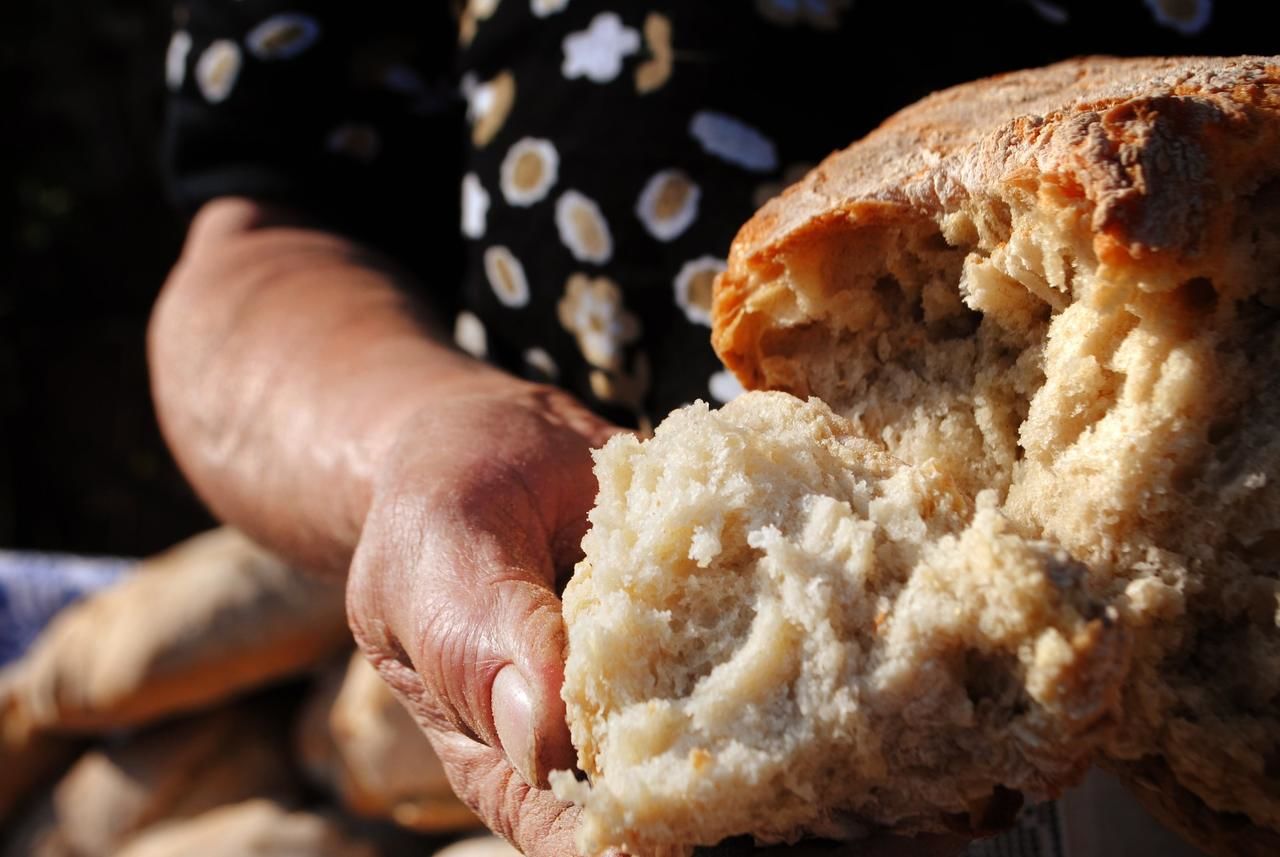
[348,480,579,787]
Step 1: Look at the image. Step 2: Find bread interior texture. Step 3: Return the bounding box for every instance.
[556,166,1280,855]
[733,174,1280,825]
[555,395,1129,857]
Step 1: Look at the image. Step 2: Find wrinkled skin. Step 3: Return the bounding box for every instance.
[346,385,619,854]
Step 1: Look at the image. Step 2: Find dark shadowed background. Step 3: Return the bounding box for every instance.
[1,0,213,556]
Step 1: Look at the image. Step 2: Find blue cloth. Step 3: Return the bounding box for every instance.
[0,551,133,666]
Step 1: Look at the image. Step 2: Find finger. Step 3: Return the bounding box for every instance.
[347,475,578,788]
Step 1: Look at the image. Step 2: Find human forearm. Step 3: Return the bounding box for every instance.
[149,197,508,574]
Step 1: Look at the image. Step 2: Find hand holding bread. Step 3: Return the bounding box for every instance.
[344,379,624,857]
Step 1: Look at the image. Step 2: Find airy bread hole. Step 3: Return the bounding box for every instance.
[1175,277,1218,314]
[666,551,762,698]
[1241,179,1280,288]
[873,274,909,318]
[961,649,1025,714]
[953,785,1025,835]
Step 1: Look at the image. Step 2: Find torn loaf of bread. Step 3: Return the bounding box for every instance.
[556,55,1280,856]
[554,394,1128,856]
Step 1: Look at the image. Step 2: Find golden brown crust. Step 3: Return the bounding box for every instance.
[714,55,1280,384]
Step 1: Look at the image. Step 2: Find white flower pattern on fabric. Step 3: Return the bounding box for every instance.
[689,111,778,173]
[523,347,560,379]
[500,137,559,206]
[558,274,640,371]
[562,13,641,83]
[462,71,516,148]
[454,311,488,358]
[673,256,725,327]
[1144,0,1211,35]
[709,370,745,403]
[532,0,570,18]
[636,170,700,242]
[246,13,321,61]
[484,245,531,308]
[195,40,241,104]
[461,173,490,240]
[166,31,192,91]
[556,191,613,264]
[325,124,380,162]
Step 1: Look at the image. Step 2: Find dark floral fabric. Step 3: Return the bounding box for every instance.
[163,0,1253,430]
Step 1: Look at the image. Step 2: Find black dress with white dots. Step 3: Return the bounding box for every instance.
[164,0,1250,432]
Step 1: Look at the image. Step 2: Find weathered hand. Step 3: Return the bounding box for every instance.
[346,379,621,856]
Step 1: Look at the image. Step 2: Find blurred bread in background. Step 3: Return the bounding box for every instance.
[0,528,488,856]
[1,528,349,736]
[296,652,479,833]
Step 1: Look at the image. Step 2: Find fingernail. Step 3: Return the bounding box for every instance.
[492,664,539,787]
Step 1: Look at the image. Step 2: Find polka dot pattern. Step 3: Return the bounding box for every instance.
[246,13,321,61]
[166,31,192,91]
[555,191,613,264]
[673,256,724,327]
[461,173,491,239]
[166,1,1247,433]
[500,138,559,206]
[195,39,241,104]
[464,71,516,148]
[636,169,700,241]
[484,245,531,307]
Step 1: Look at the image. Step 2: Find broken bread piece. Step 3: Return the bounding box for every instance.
[553,393,1128,856]
[711,55,1280,856]
[556,56,1280,856]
